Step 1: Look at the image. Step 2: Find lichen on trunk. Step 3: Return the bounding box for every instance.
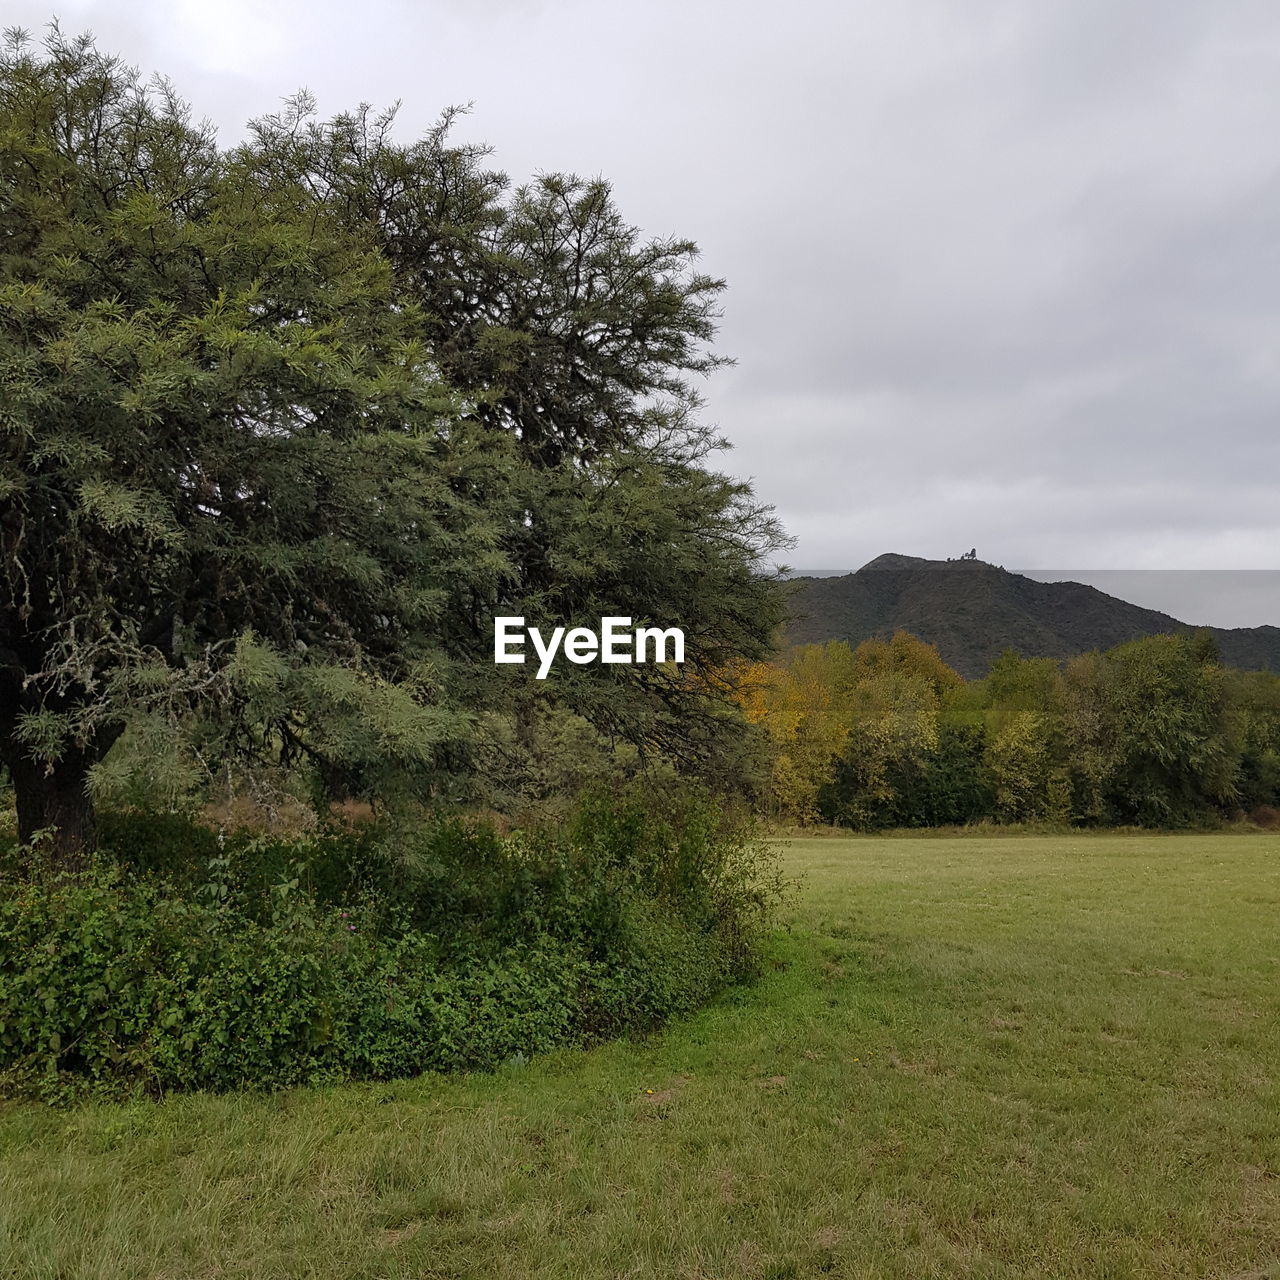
[6,748,97,870]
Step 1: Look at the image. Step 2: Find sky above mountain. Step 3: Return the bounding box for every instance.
[9,0,1279,624]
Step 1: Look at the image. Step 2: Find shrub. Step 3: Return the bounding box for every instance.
[0,788,785,1100]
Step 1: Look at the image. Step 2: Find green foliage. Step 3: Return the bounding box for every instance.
[985,711,1069,824]
[0,28,507,856]
[86,715,207,814]
[1062,635,1239,825]
[0,790,785,1100]
[0,28,787,861]
[909,721,994,827]
[785,634,1280,831]
[1228,668,1280,811]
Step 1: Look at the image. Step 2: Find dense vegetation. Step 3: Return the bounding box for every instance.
[0,27,793,1100]
[0,789,785,1100]
[0,27,786,865]
[740,630,1280,829]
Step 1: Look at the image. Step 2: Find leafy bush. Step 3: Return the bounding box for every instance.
[0,789,786,1100]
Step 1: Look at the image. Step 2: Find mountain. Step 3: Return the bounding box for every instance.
[784,554,1280,678]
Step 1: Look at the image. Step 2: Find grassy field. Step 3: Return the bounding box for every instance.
[3,833,1280,1279]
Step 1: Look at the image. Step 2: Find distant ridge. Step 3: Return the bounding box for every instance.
[784,554,1280,678]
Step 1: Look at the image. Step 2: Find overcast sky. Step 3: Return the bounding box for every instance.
[10,0,1280,624]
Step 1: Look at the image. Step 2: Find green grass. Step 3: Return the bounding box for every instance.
[3,833,1280,1279]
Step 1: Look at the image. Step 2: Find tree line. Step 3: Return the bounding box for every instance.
[737,632,1280,829]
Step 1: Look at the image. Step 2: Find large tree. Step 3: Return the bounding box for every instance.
[241,96,788,767]
[0,29,505,860]
[0,29,787,861]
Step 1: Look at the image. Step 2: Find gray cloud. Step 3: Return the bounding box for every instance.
[8,0,1279,621]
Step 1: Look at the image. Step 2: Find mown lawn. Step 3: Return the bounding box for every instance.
[3,833,1279,1279]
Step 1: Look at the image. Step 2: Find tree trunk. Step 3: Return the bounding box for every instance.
[8,747,97,869]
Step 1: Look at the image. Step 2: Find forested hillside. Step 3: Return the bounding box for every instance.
[786,554,1280,677]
